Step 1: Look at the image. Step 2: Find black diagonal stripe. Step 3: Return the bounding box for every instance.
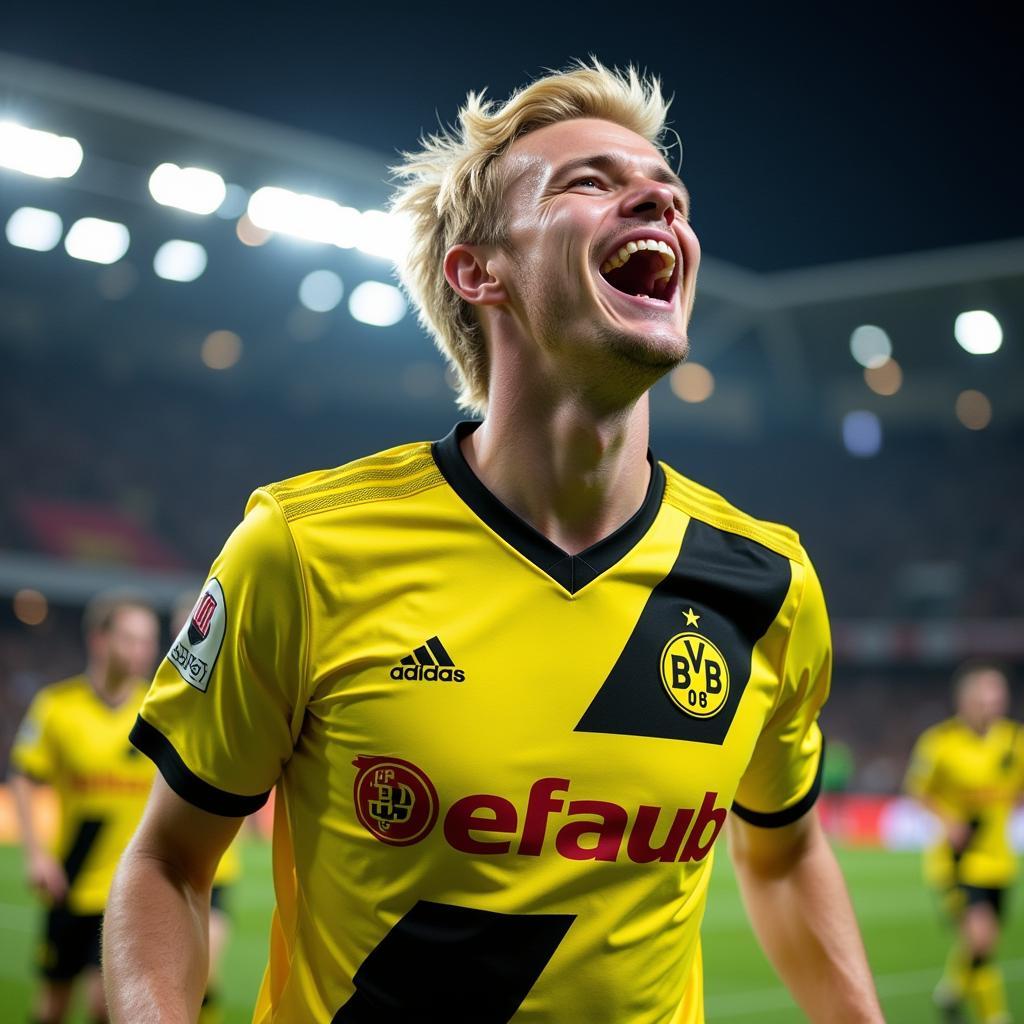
[62,819,104,888]
[425,636,455,667]
[575,518,792,746]
[332,900,575,1023]
[412,645,434,666]
[400,655,415,666]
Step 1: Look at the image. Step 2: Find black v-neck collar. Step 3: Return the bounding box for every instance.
[431,421,665,595]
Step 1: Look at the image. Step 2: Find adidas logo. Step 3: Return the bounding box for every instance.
[390,636,465,682]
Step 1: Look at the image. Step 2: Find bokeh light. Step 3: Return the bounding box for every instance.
[955,389,992,430]
[153,240,208,282]
[298,270,344,312]
[850,325,892,369]
[348,281,407,327]
[64,217,130,264]
[13,589,49,626]
[954,310,1003,355]
[201,330,242,369]
[5,207,63,252]
[842,410,882,457]
[864,358,903,397]
[670,362,715,403]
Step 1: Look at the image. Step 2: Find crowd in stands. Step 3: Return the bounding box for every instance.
[1,361,1020,785]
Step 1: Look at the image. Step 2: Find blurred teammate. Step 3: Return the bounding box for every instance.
[105,62,882,1022]
[906,662,1023,1024]
[9,593,159,1024]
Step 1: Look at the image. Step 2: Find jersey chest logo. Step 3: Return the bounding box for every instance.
[660,611,730,719]
[575,519,790,746]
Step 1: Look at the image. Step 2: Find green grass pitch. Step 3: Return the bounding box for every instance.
[0,841,1020,1021]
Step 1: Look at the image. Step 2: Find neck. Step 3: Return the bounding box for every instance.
[463,390,652,555]
[87,661,133,706]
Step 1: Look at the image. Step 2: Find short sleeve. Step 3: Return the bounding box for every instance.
[903,730,940,800]
[732,553,830,827]
[131,489,309,816]
[9,691,56,782]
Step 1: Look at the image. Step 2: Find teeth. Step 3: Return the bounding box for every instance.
[600,238,677,276]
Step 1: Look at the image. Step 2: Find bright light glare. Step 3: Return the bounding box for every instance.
[5,207,63,251]
[149,163,227,215]
[153,240,208,282]
[842,410,882,458]
[64,217,130,264]
[348,281,407,327]
[0,121,83,178]
[247,187,361,247]
[954,310,1003,355]
[849,325,892,369]
[356,209,411,261]
[299,270,344,312]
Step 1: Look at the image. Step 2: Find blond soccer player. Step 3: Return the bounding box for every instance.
[906,662,1023,1024]
[103,62,884,1023]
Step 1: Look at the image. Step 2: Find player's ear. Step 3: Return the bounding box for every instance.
[444,244,507,307]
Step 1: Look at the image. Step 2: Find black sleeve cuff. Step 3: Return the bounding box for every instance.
[731,736,826,828]
[130,715,271,817]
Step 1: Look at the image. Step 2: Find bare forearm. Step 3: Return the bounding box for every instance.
[9,774,43,857]
[103,842,211,1024]
[730,816,883,1023]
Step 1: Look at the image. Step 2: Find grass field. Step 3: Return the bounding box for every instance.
[1,841,1020,1022]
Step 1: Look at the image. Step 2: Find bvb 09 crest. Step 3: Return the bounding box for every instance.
[660,631,730,719]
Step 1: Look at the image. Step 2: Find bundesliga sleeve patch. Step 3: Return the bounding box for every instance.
[166,579,226,693]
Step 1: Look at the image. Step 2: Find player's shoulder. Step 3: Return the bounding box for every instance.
[918,717,963,748]
[659,461,805,564]
[33,674,91,705]
[260,439,445,524]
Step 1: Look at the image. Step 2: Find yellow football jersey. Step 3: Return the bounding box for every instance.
[132,423,829,1024]
[905,717,1024,889]
[11,675,154,915]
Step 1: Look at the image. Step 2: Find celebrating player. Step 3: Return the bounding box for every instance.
[104,62,883,1022]
[905,662,1022,1024]
[10,593,159,1024]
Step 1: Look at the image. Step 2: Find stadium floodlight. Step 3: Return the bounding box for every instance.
[299,270,344,312]
[348,281,407,327]
[954,310,1003,355]
[849,325,892,369]
[247,186,361,247]
[5,207,63,252]
[842,410,882,458]
[356,209,411,261]
[0,120,83,179]
[64,217,130,264]
[153,240,208,282]
[149,163,227,215]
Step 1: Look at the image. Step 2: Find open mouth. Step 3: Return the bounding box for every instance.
[599,238,678,304]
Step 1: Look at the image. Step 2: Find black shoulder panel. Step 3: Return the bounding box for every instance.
[574,518,792,746]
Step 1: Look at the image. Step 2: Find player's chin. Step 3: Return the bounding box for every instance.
[606,325,689,371]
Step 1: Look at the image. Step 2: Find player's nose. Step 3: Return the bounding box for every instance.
[619,179,676,227]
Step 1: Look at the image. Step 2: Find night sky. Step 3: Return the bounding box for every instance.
[1,1,1022,271]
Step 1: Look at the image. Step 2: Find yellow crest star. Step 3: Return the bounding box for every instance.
[684,607,700,628]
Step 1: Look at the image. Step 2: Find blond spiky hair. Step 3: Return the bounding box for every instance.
[390,59,671,414]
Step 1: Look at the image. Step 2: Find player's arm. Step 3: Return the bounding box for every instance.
[730,553,882,1022]
[728,809,883,1023]
[903,733,971,851]
[8,770,67,901]
[103,775,242,1023]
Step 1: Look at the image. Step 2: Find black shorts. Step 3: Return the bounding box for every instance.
[39,906,102,981]
[960,885,1007,921]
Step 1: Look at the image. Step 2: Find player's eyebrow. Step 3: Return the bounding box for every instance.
[552,153,690,214]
